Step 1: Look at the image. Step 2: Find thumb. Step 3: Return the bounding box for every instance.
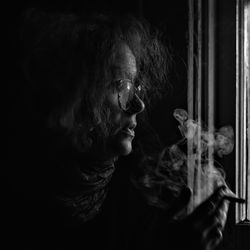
[167,186,192,218]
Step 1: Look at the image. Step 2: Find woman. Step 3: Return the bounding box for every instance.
[9,8,230,250]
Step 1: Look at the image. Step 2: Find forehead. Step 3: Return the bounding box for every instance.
[111,43,137,80]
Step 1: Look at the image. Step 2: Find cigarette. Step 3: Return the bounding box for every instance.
[224,195,245,203]
[223,189,245,203]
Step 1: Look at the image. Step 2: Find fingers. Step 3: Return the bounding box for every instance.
[200,196,229,232]
[181,186,232,250]
[195,207,226,250]
[191,185,227,219]
[205,202,228,246]
[197,198,229,250]
[213,199,229,229]
[187,186,229,242]
[206,226,223,248]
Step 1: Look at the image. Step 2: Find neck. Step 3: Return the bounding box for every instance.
[84,143,119,164]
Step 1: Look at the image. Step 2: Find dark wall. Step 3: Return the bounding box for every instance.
[143,2,188,146]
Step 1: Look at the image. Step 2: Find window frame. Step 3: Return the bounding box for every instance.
[235,0,250,225]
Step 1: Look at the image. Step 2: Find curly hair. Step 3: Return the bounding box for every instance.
[18,8,172,153]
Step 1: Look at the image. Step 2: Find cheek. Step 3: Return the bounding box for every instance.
[104,93,133,156]
[105,92,123,131]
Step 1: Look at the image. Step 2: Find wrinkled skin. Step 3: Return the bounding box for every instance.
[102,43,145,158]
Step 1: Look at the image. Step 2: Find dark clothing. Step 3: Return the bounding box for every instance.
[6,155,174,250]
[6,119,180,250]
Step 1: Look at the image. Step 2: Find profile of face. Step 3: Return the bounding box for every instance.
[104,43,145,158]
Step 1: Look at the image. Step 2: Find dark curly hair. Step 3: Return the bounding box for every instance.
[18,8,172,153]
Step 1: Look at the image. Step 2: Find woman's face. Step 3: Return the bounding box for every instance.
[104,43,145,158]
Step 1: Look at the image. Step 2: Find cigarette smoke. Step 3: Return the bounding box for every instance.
[131,109,234,215]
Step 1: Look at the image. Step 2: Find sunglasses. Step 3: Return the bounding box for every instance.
[112,79,144,112]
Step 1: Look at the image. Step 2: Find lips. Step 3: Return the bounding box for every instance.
[121,128,135,138]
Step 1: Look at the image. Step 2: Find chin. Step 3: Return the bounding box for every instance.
[118,139,133,155]
[108,136,133,157]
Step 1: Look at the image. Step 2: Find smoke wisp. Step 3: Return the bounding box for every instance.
[131,109,234,215]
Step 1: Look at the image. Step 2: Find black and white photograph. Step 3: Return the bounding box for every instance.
[6,1,250,249]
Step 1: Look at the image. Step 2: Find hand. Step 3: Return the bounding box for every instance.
[169,186,229,250]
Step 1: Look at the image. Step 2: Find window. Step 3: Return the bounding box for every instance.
[187,0,218,213]
[235,0,250,225]
[187,0,250,226]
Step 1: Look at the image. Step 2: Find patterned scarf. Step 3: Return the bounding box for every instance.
[55,157,116,224]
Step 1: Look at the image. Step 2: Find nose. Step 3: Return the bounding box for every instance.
[126,94,145,115]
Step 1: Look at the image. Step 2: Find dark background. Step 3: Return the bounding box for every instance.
[7,0,249,249]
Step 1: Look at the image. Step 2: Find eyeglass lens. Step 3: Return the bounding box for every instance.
[118,80,141,111]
